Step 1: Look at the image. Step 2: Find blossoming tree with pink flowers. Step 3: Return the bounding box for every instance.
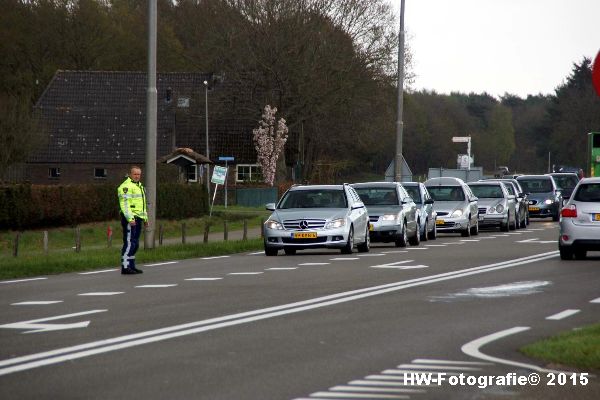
[252,105,288,186]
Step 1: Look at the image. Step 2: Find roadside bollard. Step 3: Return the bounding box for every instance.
[224,219,228,241]
[13,232,20,257]
[75,227,81,253]
[107,226,112,248]
[182,222,187,244]
[203,222,210,243]
[260,218,264,238]
[159,224,164,246]
[243,219,248,241]
[43,231,49,255]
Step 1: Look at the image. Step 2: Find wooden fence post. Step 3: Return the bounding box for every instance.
[75,227,81,253]
[223,219,228,241]
[243,219,248,241]
[159,224,164,246]
[43,231,49,255]
[182,222,187,244]
[203,222,210,243]
[260,218,264,238]
[13,232,20,257]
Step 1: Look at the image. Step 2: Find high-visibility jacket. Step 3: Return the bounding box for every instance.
[117,178,148,222]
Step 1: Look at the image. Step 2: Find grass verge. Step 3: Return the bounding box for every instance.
[520,323,600,371]
[0,239,264,280]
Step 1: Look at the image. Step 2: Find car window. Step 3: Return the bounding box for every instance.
[355,187,399,206]
[404,186,421,203]
[279,189,347,209]
[468,185,504,198]
[552,175,579,189]
[518,178,553,193]
[427,186,465,201]
[503,184,515,196]
[573,183,600,202]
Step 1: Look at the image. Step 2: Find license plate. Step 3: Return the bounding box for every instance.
[594,214,600,221]
[435,219,444,225]
[369,223,374,231]
[292,232,317,239]
[529,206,540,212]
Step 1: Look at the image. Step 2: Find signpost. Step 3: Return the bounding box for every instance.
[218,157,234,208]
[452,136,472,170]
[210,166,227,216]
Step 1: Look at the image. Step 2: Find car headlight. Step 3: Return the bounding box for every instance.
[495,204,504,213]
[381,213,400,221]
[325,218,346,229]
[451,209,463,217]
[265,219,283,230]
[544,199,553,205]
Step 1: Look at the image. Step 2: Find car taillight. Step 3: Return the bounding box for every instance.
[561,205,577,218]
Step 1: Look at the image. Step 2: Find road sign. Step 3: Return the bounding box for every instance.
[211,166,227,185]
[452,136,470,143]
[593,50,600,97]
[218,156,234,161]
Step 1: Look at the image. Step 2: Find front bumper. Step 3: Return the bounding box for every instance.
[368,220,402,243]
[478,213,508,227]
[264,226,349,249]
[528,203,558,218]
[434,215,469,233]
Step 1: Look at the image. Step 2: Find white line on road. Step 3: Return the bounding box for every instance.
[78,269,118,275]
[397,363,480,371]
[348,380,425,389]
[11,301,63,306]
[0,251,559,376]
[299,263,330,266]
[227,272,263,275]
[591,297,600,303]
[383,369,462,376]
[546,309,580,320]
[412,359,492,366]
[0,310,107,334]
[248,252,264,255]
[266,267,298,270]
[202,256,230,260]
[380,251,408,254]
[356,253,385,257]
[144,261,178,267]
[184,278,223,281]
[460,240,480,242]
[310,392,409,399]
[329,258,359,261]
[78,292,124,296]
[135,285,178,288]
[330,386,420,394]
[407,247,428,250]
[517,238,538,243]
[425,244,446,247]
[1,277,47,284]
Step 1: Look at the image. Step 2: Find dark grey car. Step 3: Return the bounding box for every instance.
[517,175,563,221]
[402,181,437,241]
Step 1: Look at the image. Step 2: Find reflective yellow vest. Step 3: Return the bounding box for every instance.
[117,178,148,222]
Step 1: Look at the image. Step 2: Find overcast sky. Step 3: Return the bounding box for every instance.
[400,0,600,98]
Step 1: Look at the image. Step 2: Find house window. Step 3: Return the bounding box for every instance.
[187,165,197,182]
[236,164,262,182]
[94,168,107,179]
[48,167,60,178]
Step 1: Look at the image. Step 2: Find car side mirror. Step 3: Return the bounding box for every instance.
[508,195,516,200]
[265,203,276,211]
[424,198,434,204]
[351,201,365,210]
[518,192,525,198]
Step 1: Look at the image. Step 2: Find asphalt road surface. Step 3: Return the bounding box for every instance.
[0,220,598,400]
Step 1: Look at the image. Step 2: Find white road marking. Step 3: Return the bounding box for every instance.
[135,284,178,288]
[397,363,481,371]
[380,251,408,254]
[496,234,510,237]
[227,272,263,275]
[329,258,359,261]
[299,263,330,266]
[506,232,522,235]
[184,278,223,281]
[444,242,465,245]
[330,386,420,394]
[1,277,47,284]
[407,247,428,250]
[480,237,497,239]
[383,369,462,376]
[202,256,230,260]
[78,292,124,296]
[0,251,559,376]
[248,251,264,255]
[144,261,178,267]
[310,392,409,399]
[78,269,118,275]
[517,238,538,243]
[461,326,572,374]
[460,239,480,242]
[356,253,385,257]
[528,228,545,231]
[412,358,492,366]
[546,309,580,320]
[424,244,446,247]
[348,380,425,389]
[370,260,414,269]
[11,301,63,306]
[0,310,107,334]
[591,297,600,303]
[266,267,298,270]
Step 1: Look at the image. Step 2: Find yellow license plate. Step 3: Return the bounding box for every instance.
[369,224,374,231]
[595,214,600,221]
[292,232,317,239]
[435,219,444,225]
[529,207,540,212]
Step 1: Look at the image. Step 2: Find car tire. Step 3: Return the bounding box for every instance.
[461,219,471,237]
[509,213,517,230]
[284,247,296,255]
[341,226,354,254]
[520,214,527,229]
[574,250,587,260]
[559,245,573,260]
[427,223,437,240]
[265,246,278,256]
[408,222,420,246]
[470,220,479,236]
[420,219,428,241]
[500,219,509,232]
[357,226,370,253]
[395,223,408,247]
[552,212,560,222]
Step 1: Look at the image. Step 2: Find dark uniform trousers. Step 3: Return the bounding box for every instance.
[121,213,143,271]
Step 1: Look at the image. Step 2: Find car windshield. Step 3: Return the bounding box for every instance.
[552,175,579,189]
[278,189,347,209]
[469,185,504,198]
[403,186,421,203]
[518,178,553,193]
[427,186,465,201]
[354,187,399,206]
[573,183,600,202]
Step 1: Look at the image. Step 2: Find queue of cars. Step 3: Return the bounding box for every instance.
[263,173,599,260]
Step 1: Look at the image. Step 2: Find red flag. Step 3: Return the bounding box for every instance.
[593,50,600,97]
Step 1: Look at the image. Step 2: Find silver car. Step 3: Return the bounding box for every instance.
[468,182,517,231]
[402,182,437,241]
[263,184,370,256]
[483,178,529,228]
[352,182,420,247]
[558,177,600,260]
[424,177,479,237]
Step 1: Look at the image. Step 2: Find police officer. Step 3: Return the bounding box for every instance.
[118,166,148,274]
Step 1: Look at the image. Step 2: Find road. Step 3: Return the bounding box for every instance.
[0,220,598,399]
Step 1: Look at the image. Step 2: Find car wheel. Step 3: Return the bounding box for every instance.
[409,222,420,246]
[357,226,370,253]
[420,219,428,242]
[500,218,509,232]
[284,247,297,255]
[427,222,437,240]
[265,245,278,256]
[470,220,479,236]
[395,222,408,247]
[341,226,354,254]
[509,213,517,230]
[574,250,587,260]
[461,219,471,237]
[552,212,560,222]
[520,213,527,229]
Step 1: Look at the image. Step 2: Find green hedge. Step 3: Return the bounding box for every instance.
[0,183,209,230]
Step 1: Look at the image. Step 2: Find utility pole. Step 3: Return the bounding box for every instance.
[394,0,406,182]
[144,0,157,249]
[204,80,210,198]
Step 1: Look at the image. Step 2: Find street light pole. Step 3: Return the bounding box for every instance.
[395,0,406,182]
[144,0,157,249]
[204,80,210,197]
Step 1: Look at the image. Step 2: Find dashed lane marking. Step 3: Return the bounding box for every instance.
[266,267,298,270]
[78,269,118,275]
[202,256,230,260]
[184,278,223,281]
[144,261,178,267]
[591,297,600,303]
[546,309,580,320]
[329,258,359,261]
[78,292,124,296]
[135,284,178,288]
[227,272,264,275]
[11,301,63,305]
[299,263,330,266]
[1,278,47,284]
